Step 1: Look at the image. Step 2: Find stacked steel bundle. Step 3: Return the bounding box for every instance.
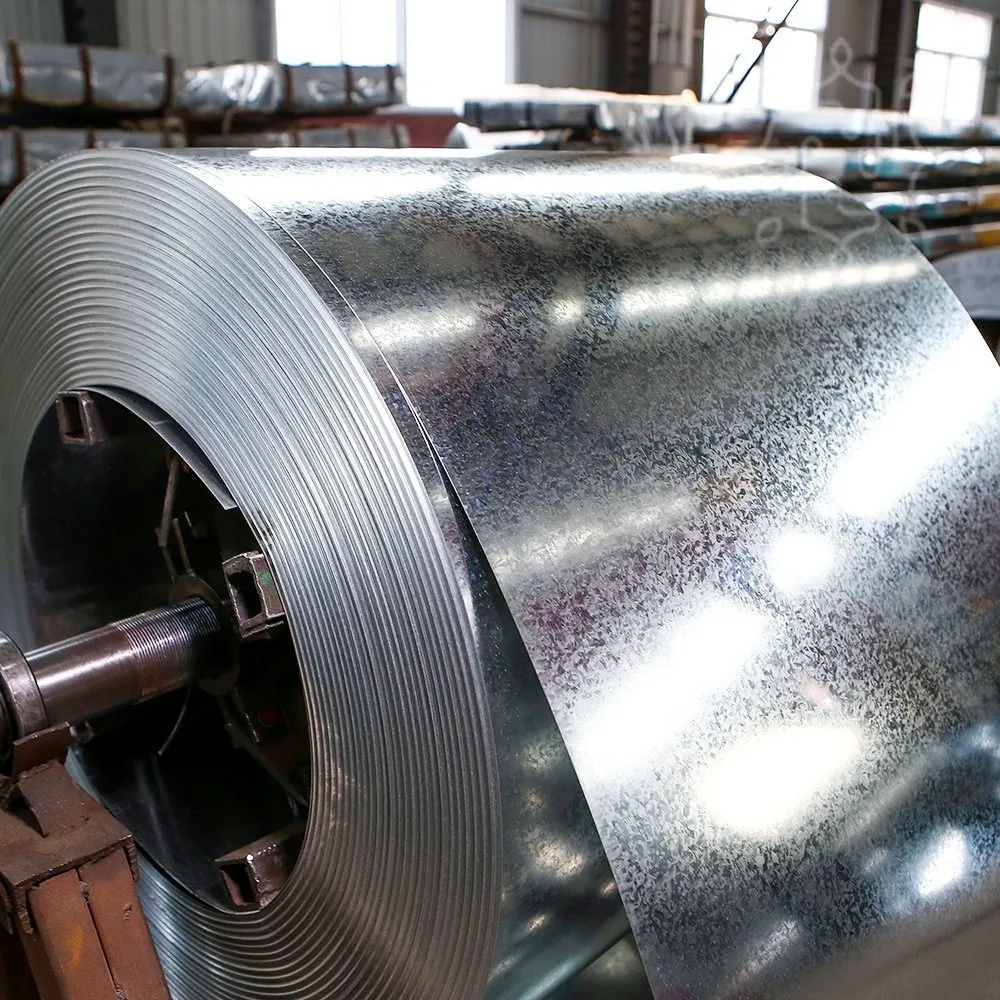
[0,42,408,193]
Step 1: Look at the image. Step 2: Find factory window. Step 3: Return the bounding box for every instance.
[274,0,511,108]
[909,2,992,121]
[701,0,828,110]
[275,0,398,65]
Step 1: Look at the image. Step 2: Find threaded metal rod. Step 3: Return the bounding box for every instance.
[26,598,225,729]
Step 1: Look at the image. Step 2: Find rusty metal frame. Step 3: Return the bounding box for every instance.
[0,762,169,1000]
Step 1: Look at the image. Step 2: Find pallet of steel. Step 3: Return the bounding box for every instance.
[191,122,410,149]
[464,91,1000,149]
[0,42,403,124]
[179,62,402,120]
[860,185,1000,222]
[0,42,174,115]
[0,126,182,191]
[910,221,1000,259]
[712,145,1000,188]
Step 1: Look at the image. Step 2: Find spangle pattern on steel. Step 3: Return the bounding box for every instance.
[0,148,999,1000]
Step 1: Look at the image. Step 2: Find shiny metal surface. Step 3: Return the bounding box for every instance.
[734,145,1000,185]
[0,147,618,1000]
[27,598,223,728]
[0,148,997,1000]
[911,220,1000,260]
[14,394,320,913]
[464,95,1000,149]
[0,630,45,741]
[549,935,652,1000]
[860,185,1000,221]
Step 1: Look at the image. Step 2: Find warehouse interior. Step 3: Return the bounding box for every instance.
[6,0,1000,112]
[0,2,999,1000]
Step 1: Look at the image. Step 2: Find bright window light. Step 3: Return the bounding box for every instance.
[703,16,763,104]
[784,0,828,31]
[706,0,770,19]
[701,0,828,108]
[760,26,819,110]
[916,2,991,59]
[910,2,992,121]
[340,0,397,64]
[274,0,512,108]
[944,55,986,119]
[275,0,397,66]
[404,0,510,108]
[910,49,950,117]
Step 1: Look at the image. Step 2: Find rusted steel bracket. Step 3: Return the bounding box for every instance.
[0,754,170,1000]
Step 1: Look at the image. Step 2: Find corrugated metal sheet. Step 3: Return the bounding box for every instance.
[118,0,268,63]
[519,0,609,89]
[0,0,64,43]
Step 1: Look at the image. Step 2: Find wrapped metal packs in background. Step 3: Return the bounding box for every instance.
[0,41,172,112]
[1,149,999,1000]
[177,61,285,118]
[191,124,408,149]
[285,63,347,113]
[0,126,182,190]
[11,41,86,107]
[739,145,1000,186]
[177,61,402,118]
[88,47,173,112]
[462,93,1000,149]
[19,127,89,174]
[350,65,401,106]
[91,128,183,149]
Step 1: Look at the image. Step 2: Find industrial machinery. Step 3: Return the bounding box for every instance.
[0,148,997,1000]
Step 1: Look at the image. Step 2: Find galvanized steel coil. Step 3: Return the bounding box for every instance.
[0,149,999,1000]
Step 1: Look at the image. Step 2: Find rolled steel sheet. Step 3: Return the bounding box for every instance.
[911,220,1000,259]
[859,185,1000,222]
[0,149,999,1000]
[463,96,1000,149]
[729,145,1000,185]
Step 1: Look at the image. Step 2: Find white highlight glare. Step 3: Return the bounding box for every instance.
[727,919,801,990]
[916,827,969,898]
[366,302,478,350]
[493,487,695,584]
[550,295,585,326]
[619,260,920,321]
[405,0,510,108]
[581,601,767,781]
[696,723,862,837]
[831,336,1000,517]
[671,151,770,167]
[234,167,446,206]
[465,171,705,198]
[766,530,835,593]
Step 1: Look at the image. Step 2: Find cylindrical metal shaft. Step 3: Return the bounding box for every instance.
[26,598,224,729]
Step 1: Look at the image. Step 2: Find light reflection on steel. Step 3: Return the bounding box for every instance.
[0,148,997,1000]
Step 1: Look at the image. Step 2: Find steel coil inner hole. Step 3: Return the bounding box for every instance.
[19,391,310,913]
